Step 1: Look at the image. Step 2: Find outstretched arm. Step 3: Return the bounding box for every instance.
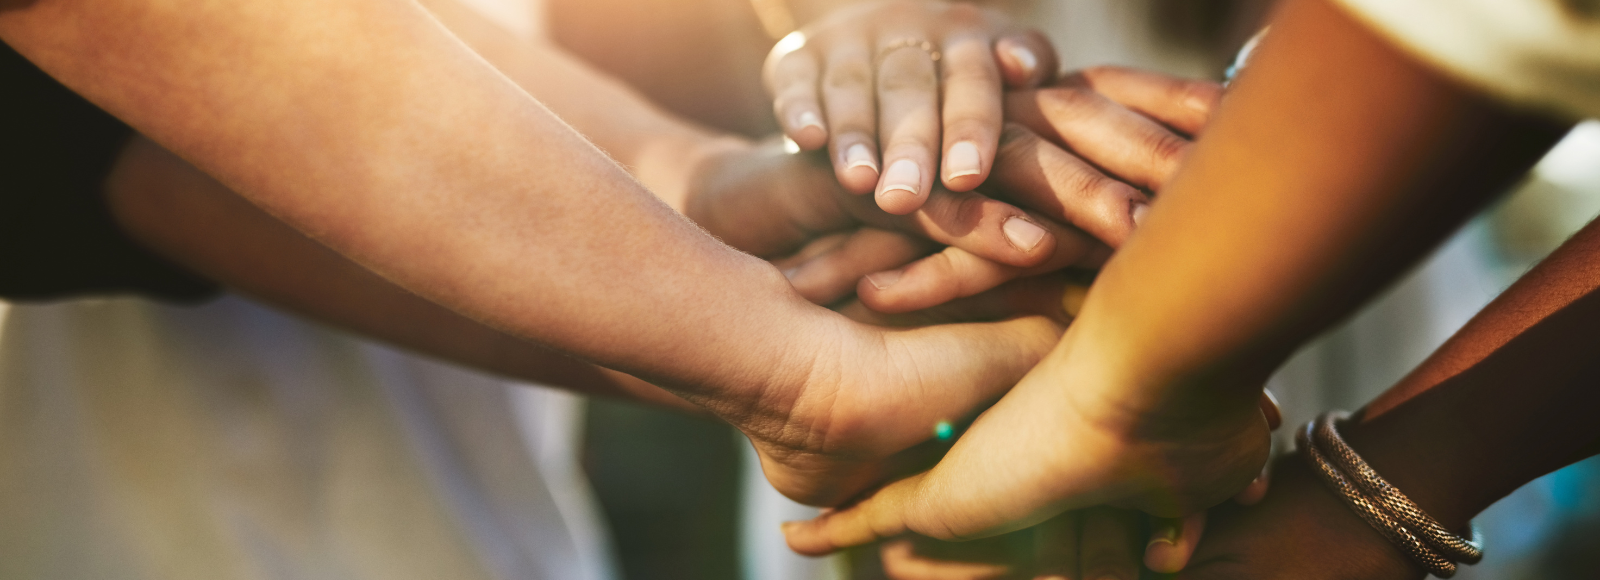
[0,0,1067,508]
[105,135,700,413]
[1181,212,1600,580]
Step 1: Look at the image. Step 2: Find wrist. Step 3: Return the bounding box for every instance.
[687,272,856,441]
[636,130,750,214]
[1337,407,1495,534]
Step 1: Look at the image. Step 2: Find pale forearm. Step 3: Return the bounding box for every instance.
[0,0,824,404]
[1065,0,1568,406]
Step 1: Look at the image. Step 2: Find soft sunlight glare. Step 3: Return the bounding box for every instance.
[1536,120,1600,191]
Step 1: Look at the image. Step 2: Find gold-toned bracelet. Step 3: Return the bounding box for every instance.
[1299,413,1482,578]
[877,37,942,66]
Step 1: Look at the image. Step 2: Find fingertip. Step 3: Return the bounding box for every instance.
[791,118,828,151]
[1260,389,1284,430]
[1142,513,1204,573]
[838,142,880,193]
[1233,466,1271,506]
[994,36,1040,88]
[781,520,837,557]
[877,186,926,215]
[941,140,987,192]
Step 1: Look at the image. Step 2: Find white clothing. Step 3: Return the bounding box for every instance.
[1333,0,1600,118]
[0,296,614,580]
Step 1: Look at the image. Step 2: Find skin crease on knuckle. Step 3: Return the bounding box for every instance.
[1140,129,1190,186]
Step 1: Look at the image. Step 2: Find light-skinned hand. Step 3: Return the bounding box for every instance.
[764,0,1059,214]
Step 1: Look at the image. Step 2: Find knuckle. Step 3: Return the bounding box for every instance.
[996,123,1039,159]
[941,2,987,25]
[1142,131,1191,174]
[1037,86,1101,121]
[825,59,873,90]
[878,64,938,94]
[941,60,999,86]
[1051,162,1114,199]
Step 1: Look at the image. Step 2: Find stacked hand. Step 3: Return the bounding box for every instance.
[669,66,1226,508]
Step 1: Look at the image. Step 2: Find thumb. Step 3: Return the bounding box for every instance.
[783,472,928,556]
[994,31,1059,89]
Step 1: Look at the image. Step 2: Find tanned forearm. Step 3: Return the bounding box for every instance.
[106,136,704,413]
[1339,218,1600,530]
[415,0,744,209]
[1061,0,1571,412]
[0,0,825,406]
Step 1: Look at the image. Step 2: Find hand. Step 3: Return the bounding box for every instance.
[692,67,1222,310]
[682,138,1110,306]
[876,509,1168,580]
[853,68,1223,313]
[1175,454,1420,580]
[740,282,1071,507]
[764,0,1059,214]
[867,410,1277,579]
[781,325,1279,555]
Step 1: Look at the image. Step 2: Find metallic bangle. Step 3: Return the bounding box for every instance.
[1316,412,1484,564]
[877,38,942,66]
[1299,413,1481,578]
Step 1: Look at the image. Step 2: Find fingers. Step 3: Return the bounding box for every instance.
[837,273,1075,327]
[784,473,926,556]
[1077,508,1142,580]
[938,29,1003,192]
[1030,512,1080,580]
[881,538,1014,580]
[1005,85,1194,192]
[857,236,1108,314]
[990,123,1149,248]
[1231,390,1280,505]
[822,35,882,194]
[900,188,1070,267]
[781,228,936,305]
[875,34,942,214]
[883,535,1017,580]
[1073,66,1224,137]
[1232,461,1272,506]
[1143,512,1206,574]
[994,30,1058,89]
[770,45,828,150]
[1260,389,1283,430]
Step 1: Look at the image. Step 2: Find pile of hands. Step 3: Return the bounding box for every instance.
[663,2,1393,578]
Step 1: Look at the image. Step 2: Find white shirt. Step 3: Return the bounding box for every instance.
[1333,0,1600,119]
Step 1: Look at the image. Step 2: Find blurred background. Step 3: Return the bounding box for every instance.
[1,1,1595,579]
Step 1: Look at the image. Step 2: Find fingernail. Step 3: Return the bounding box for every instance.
[795,110,824,132]
[845,143,878,172]
[945,141,981,179]
[881,159,921,194]
[1149,520,1180,547]
[865,269,903,290]
[999,38,1038,81]
[780,521,800,534]
[1002,217,1048,251]
[1184,91,1212,114]
[1131,202,1150,227]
